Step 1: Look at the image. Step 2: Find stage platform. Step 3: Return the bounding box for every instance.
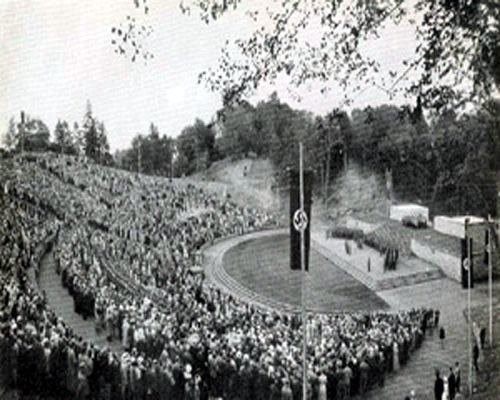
[312,232,443,291]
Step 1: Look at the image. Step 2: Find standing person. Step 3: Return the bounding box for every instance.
[342,361,353,398]
[439,326,446,349]
[359,358,369,395]
[448,367,456,400]
[434,370,444,400]
[473,342,480,372]
[317,371,327,400]
[76,361,90,400]
[67,345,78,395]
[454,361,461,393]
[473,322,480,348]
[479,327,486,350]
[281,377,293,400]
[442,376,449,400]
[393,340,400,372]
[335,362,347,400]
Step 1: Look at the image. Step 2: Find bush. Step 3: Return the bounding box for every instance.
[327,226,400,256]
[326,226,364,241]
[402,214,427,229]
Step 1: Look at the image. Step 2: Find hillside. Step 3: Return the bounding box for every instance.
[327,163,388,219]
[190,158,280,212]
[191,157,389,228]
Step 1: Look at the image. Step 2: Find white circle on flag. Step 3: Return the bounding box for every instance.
[463,258,470,271]
[293,209,308,232]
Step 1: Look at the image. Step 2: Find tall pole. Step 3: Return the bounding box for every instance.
[466,218,472,395]
[170,154,173,183]
[299,142,307,400]
[488,215,493,347]
[20,111,25,154]
[138,138,142,174]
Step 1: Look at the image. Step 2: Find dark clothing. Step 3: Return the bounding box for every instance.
[480,328,486,349]
[473,344,480,371]
[455,370,461,393]
[434,376,444,400]
[448,372,456,400]
[434,311,440,327]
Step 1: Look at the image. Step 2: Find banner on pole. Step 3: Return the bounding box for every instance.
[461,237,474,289]
[289,168,313,271]
[484,225,490,265]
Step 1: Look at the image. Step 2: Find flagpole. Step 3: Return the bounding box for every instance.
[299,142,307,400]
[466,218,472,395]
[488,215,493,348]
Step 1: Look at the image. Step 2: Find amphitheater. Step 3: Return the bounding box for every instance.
[1,154,499,400]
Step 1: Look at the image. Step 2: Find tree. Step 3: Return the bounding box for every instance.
[2,117,18,150]
[175,119,215,175]
[80,102,112,164]
[21,116,50,152]
[84,119,100,160]
[73,122,85,154]
[117,124,176,176]
[96,122,111,164]
[310,109,352,203]
[53,120,73,154]
[219,102,257,157]
[115,0,499,112]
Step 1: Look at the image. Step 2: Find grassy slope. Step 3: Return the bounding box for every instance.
[190,158,389,229]
[189,158,281,212]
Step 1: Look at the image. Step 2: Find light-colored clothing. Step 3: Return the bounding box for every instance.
[442,376,449,400]
[318,374,327,400]
[393,341,400,371]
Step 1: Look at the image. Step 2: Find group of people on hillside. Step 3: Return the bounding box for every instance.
[1,153,436,400]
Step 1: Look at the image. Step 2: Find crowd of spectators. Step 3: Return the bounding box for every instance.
[1,153,435,400]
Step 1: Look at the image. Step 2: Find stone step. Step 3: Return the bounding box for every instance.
[377,270,444,291]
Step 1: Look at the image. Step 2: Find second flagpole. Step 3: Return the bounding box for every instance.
[299,142,307,399]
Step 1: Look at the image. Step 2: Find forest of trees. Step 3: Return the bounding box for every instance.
[116,123,176,177]
[2,101,113,166]
[113,91,499,217]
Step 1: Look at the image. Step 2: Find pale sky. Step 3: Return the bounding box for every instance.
[0,0,419,151]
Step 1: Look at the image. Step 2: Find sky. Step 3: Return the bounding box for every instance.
[0,0,419,151]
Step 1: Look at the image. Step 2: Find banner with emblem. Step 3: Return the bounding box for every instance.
[289,168,313,271]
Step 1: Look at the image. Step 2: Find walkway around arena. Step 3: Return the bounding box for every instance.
[38,248,122,354]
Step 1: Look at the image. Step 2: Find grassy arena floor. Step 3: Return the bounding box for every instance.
[223,234,389,313]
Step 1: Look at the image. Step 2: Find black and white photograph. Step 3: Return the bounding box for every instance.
[1,0,499,399]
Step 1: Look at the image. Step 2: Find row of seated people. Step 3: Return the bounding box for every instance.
[1,154,435,400]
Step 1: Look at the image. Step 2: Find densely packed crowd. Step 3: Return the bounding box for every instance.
[1,153,435,400]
